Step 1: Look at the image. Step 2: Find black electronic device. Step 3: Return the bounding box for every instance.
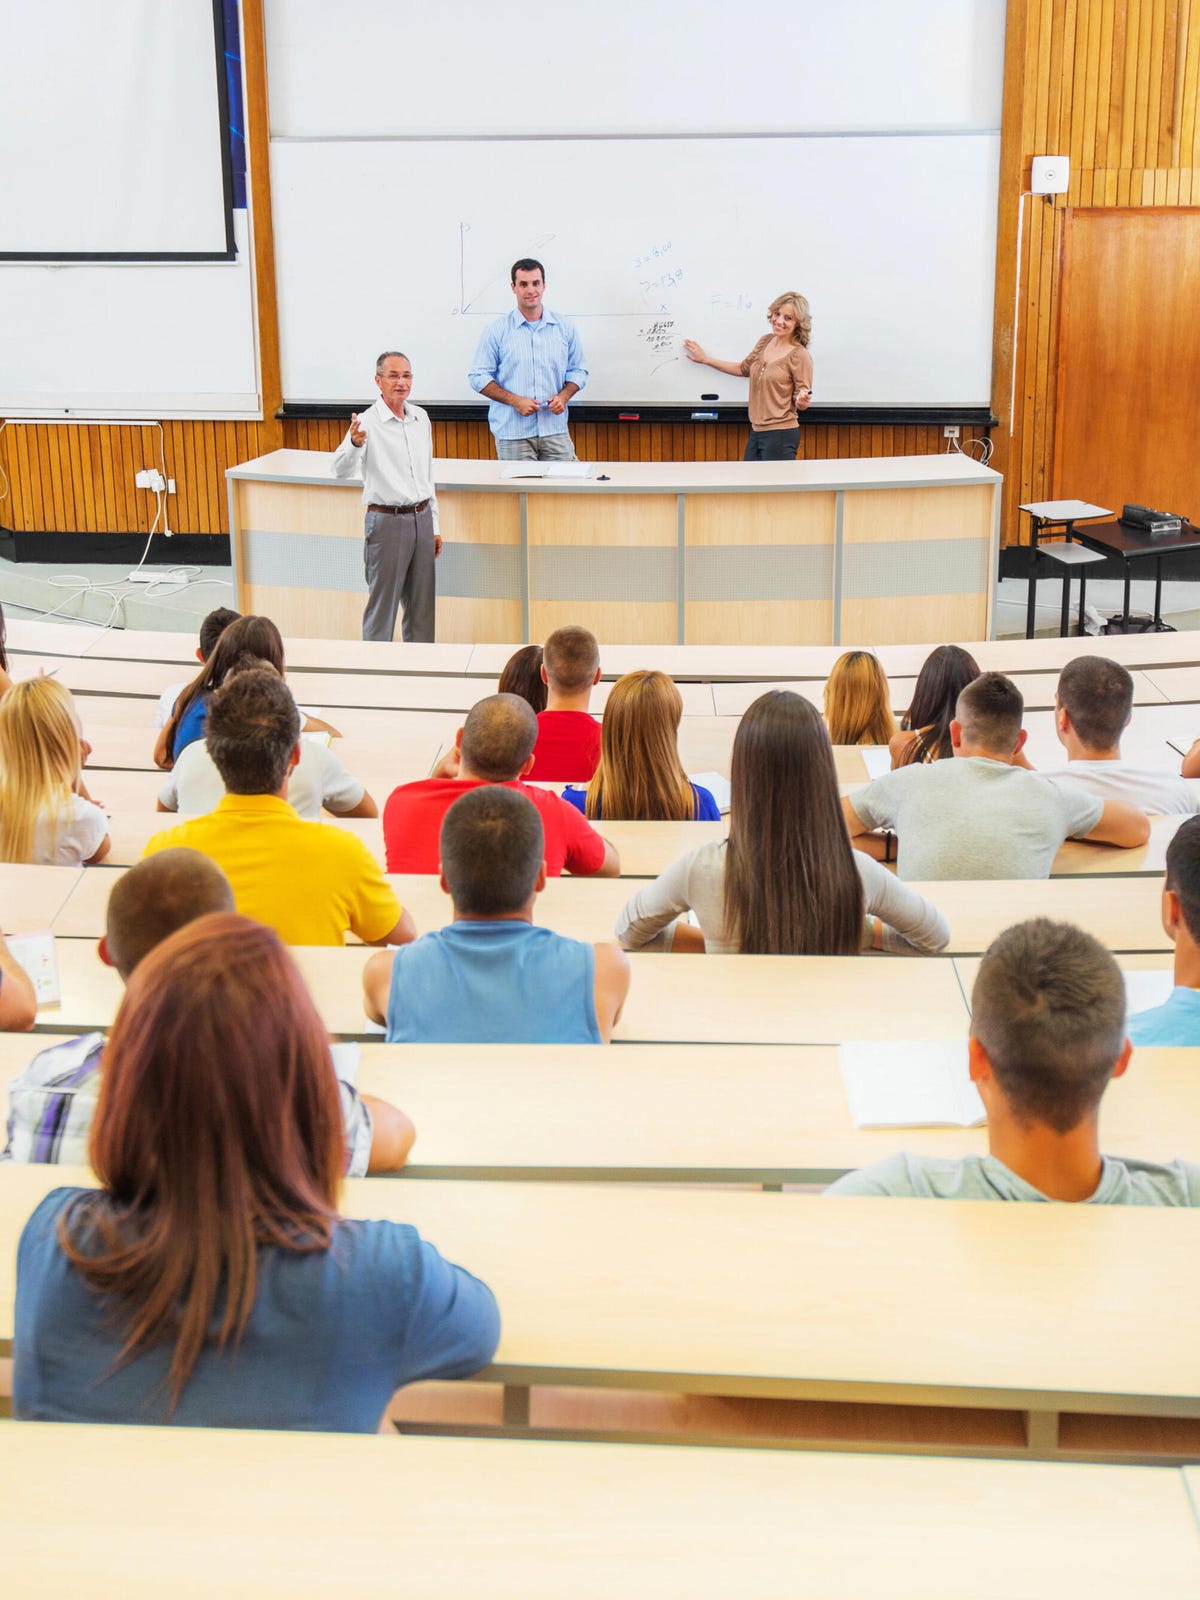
[1121,503,1184,537]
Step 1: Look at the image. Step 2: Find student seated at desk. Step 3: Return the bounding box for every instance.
[0,933,36,1031]
[154,614,339,770]
[889,644,979,767]
[496,643,546,714]
[843,673,1149,880]
[2,850,413,1173]
[384,694,618,877]
[824,651,895,747]
[13,914,498,1431]
[1030,656,1198,815]
[1128,817,1200,1044]
[616,692,948,955]
[157,657,377,821]
[828,918,1200,1204]
[366,786,629,1043]
[562,670,719,822]
[0,678,109,866]
[153,605,240,729]
[146,669,413,948]
[526,625,602,781]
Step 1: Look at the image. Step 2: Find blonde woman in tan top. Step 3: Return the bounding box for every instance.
[684,291,813,460]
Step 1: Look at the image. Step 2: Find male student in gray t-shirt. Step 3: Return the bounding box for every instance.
[841,671,1149,880]
[827,917,1200,1205]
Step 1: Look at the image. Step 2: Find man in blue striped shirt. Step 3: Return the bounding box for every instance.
[467,258,588,460]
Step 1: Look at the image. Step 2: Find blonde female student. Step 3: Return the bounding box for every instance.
[824,651,896,747]
[0,677,109,865]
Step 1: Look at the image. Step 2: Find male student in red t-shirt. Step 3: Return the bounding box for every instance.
[527,624,602,780]
[383,693,620,876]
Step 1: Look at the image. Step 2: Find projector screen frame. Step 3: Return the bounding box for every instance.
[0,0,237,265]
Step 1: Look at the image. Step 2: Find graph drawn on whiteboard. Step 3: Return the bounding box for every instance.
[453,222,683,380]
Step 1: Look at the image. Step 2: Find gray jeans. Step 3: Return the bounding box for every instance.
[362,504,436,643]
[495,433,578,462]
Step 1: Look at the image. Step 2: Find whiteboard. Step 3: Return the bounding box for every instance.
[272,134,1000,408]
[0,212,260,418]
[0,0,231,258]
[265,0,1005,139]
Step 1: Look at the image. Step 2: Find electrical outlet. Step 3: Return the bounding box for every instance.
[943,425,960,439]
[167,478,176,495]
[134,469,151,489]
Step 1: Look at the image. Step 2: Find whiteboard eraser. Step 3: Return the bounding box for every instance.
[1031,155,1069,195]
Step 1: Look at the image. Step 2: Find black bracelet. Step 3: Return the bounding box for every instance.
[884,831,895,864]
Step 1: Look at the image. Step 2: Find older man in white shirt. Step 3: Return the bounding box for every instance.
[331,351,442,642]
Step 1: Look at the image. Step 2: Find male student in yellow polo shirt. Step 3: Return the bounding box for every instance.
[145,668,414,948]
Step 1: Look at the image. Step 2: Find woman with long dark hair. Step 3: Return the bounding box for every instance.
[615,691,947,954]
[13,914,499,1429]
[890,645,981,767]
[497,643,547,714]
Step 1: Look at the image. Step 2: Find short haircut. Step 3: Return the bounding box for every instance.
[375,350,410,374]
[543,625,599,694]
[1056,655,1134,750]
[511,258,545,283]
[956,671,1024,754]
[1166,816,1200,942]
[459,693,538,781]
[205,668,300,795]
[440,786,544,915]
[198,607,240,660]
[970,918,1126,1134]
[105,849,234,980]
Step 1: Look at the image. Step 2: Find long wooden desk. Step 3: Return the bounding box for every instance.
[41,942,970,1041]
[43,861,1172,955]
[3,1425,1196,1598]
[2,1034,1194,1189]
[3,1168,1200,1459]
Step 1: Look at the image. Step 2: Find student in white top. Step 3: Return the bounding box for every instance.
[0,678,109,866]
[842,673,1149,880]
[156,659,376,820]
[1030,655,1198,815]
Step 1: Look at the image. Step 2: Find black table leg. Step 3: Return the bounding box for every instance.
[1153,556,1164,628]
[1123,563,1132,632]
[1078,568,1089,633]
[1025,524,1040,639]
[1059,571,1071,637]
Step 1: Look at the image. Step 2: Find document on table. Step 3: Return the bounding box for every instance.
[1123,968,1175,1018]
[499,462,594,479]
[330,1042,362,1086]
[860,746,892,780]
[689,771,731,813]
[5,930,61,1008]
[839,1040,985,1128]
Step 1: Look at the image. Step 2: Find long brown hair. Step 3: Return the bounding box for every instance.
[898,645,981,764]
[824,651,896,746]
[586,670,697,820]
[59,913,343,1408]
[162,614,286,764]
[723,691,863,954]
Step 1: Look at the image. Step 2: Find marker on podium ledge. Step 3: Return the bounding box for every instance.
[618,413,640,420]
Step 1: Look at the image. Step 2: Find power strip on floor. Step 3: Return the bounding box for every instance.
[127,569,185,585]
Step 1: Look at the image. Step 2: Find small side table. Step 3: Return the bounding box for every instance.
[1018,500,1112,639]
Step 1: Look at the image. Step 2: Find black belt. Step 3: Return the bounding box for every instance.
[367,499,431,516]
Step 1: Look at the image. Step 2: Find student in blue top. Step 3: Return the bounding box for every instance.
[1127,816,1200,1045]
[828,917,1200,1204]
[562,670,720,823]
[14,913,499,1431]
[364,785,630,1044]
[153,614,338,769]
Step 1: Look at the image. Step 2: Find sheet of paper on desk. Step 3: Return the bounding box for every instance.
[499,462,594,480]
[689,771,731,813]
[1123,969,1175,1018]
[839,1040,985,1128]
[5,930,61,1008]
[861,746,892,781]
[329,1042,362,1086]
[302,729,332,748]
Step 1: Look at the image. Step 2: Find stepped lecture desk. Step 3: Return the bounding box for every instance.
[226,451,1001,648]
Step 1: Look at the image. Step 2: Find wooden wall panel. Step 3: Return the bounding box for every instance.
[994,0,1200,544]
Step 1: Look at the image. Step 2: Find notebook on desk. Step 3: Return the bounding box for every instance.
[499,463,594,480]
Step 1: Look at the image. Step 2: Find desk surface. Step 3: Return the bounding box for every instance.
[42,941,969,1042]
[1076,519,1200,560]
[4,1168,1200,1419]
[3,1424,1195,1599]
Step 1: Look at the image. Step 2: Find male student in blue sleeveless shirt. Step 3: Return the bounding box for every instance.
[363,786,630,1043]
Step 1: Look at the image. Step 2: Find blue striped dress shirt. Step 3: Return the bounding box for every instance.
[467,306,588,439]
